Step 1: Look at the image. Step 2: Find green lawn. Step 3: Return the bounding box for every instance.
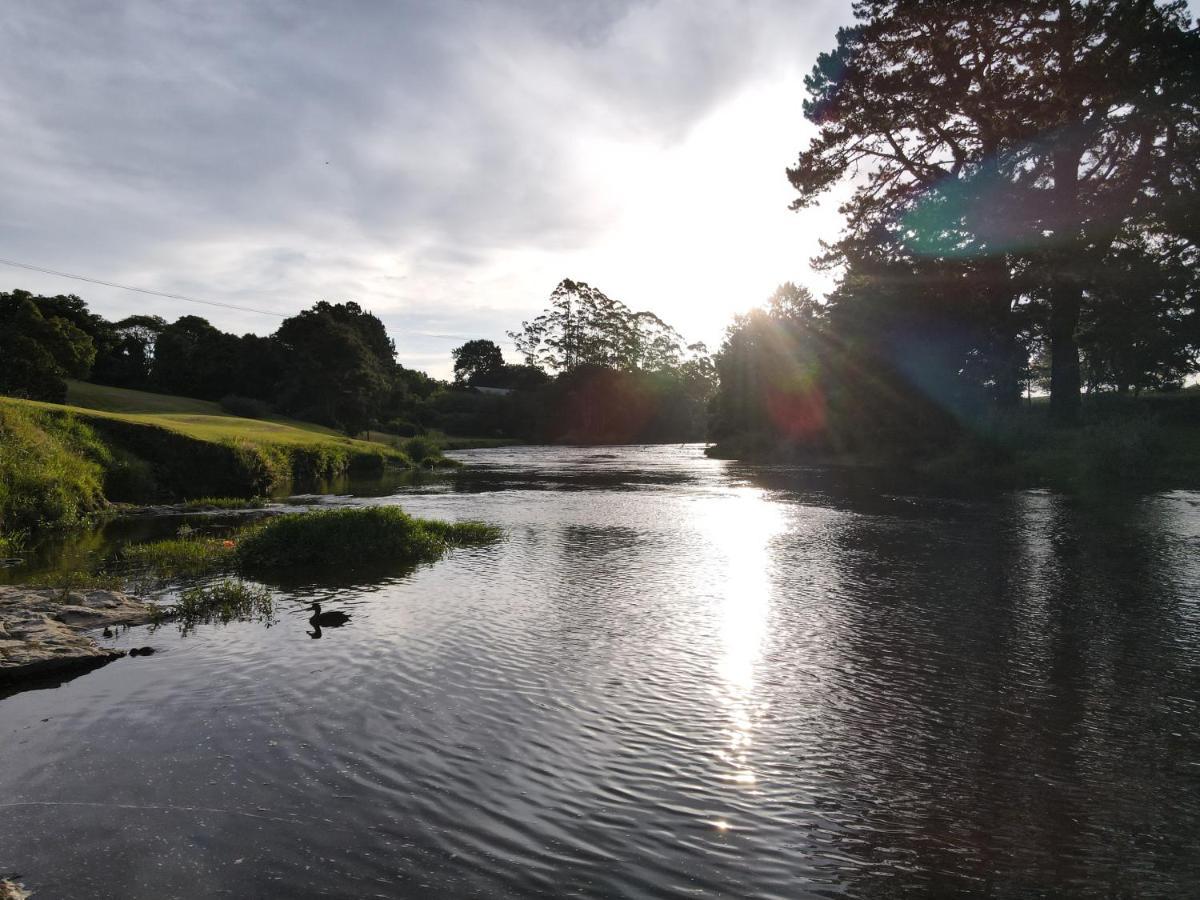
[37,380,381,453]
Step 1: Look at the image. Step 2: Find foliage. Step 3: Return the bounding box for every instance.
[180,496,265,510]
[401,435,438,461]
[120,535,238,577]
[452,339,505,386]
[0,402,109,532]
[23,569,126,593]
[0,291,96,401]
[789,0,1200,422]
[275,301,396,435]
[91,314,166,389]
[509,278,693,374]
[235,506,501,572]
[172,579,274,632]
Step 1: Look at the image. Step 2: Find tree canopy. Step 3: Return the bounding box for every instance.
[790,0,1200,421]
[0,291,96,401]
[452,339,505,386]
[275,301,397,436]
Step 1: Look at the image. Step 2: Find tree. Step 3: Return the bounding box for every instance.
[1078,234,1199,392]
[151,315,244,399]
[0,291,95,401]
[509,278,689,373]
[91,314,166,388]
[451,339,505,386]
[274,301,396,435]
[790,0,1200,422]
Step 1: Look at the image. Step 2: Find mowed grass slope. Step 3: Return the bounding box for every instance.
[57,380,367,449]
[1,383,410,528]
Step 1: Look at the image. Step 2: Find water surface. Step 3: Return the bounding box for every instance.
[3,445,1199,897]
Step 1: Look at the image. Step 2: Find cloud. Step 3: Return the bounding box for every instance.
[0,0,852,376]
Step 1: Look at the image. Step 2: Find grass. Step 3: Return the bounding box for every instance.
[120,534,238,577]
[171,579,274,633]
[179,496,265,510]
[0,528,28,555]
[1,382,421,520]
[23,569,127,594]
[235,506,502,572]
[18,506,502,594]
[0,402,110,534]
[56,380,398,456]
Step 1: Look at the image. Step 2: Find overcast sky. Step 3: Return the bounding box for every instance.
[2,1,853,377]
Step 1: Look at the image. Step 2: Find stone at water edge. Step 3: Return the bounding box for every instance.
[0,586,156,683]
[0,877,32,900]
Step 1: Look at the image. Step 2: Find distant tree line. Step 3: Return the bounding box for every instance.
[0,290,436,436]
[450,278,716,443]
[2,279,716,445]
[714,0,1200,455]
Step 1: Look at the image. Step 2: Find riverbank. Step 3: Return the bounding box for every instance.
[708,407,1200,492]
[0,587,154,684]
[0,383,454,539]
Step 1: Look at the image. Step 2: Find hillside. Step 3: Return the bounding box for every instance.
[57,380,372,448]
[0,383,414,534]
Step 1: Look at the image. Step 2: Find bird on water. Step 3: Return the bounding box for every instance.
[307,603,350,627]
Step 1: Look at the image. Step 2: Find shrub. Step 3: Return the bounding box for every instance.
[1079,415,1166,484]
[402,435,440,462]
[219,394,273,419]
[383,419,420,437]
[235,506,500,572]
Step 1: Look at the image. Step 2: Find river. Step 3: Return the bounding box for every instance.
[2,445,1199,897]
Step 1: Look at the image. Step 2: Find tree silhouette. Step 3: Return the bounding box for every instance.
[790,0,1200,422]
[451,339,505,386]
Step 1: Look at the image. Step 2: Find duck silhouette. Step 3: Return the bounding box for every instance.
[307,602,350,628]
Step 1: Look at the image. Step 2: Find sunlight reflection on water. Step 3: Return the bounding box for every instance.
[699,488,786,798]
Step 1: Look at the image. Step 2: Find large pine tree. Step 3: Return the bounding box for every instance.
[790,0,1199,421]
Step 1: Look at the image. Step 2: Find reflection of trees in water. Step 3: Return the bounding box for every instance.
[751,473,1200,895]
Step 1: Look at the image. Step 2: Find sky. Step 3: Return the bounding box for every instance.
[2,1,854,379]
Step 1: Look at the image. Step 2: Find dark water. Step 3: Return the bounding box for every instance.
[3,445,1200,898]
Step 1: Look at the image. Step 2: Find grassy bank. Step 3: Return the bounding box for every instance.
[707,398,1200,492]
[0,383,435,536]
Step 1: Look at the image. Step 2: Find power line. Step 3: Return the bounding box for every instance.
[0,256,284,318]
[0,255,476,343]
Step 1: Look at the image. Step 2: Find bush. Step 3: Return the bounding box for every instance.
[1079,415,1166,484]
[219,395,273,419]
[401,435,439,462]
[382,418,420,437]
[235,506,500,572]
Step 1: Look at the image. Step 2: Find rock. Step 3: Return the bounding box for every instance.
[0,586,156,685]
[0,876,31,900]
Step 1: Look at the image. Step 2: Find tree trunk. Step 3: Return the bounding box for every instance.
[983,257,1021,408]
[1048,278,1082,424]
[1047,0,1083,426]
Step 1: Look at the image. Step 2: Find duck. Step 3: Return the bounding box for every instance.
[102,626,113,638]
[128,646,155,657]
[307,602,350,627]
